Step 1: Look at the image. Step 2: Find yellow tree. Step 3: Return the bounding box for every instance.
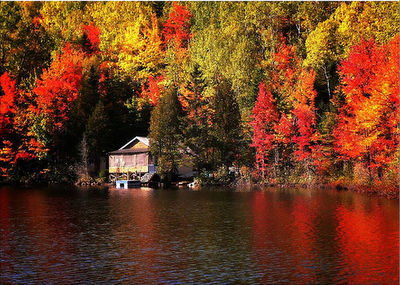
[40,1,86,51]
[86,2,163,82]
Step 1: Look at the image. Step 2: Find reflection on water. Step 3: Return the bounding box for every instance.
[1,186,398,284]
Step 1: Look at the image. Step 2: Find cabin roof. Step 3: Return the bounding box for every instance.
[119,136,149,150]
[108,148,148,155]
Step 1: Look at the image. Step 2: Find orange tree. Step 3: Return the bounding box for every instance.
[334,36,399,184]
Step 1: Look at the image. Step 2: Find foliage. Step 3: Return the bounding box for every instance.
[251,82,279,178]
[149,85,182,181]
[0,2,398,190]
[31,44,83,154]
[334,36,399,184]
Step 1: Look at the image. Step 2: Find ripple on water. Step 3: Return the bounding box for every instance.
[0,186,398,284]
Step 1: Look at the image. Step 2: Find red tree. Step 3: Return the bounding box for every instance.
[162,3,192,49]
[0,72,17,137]
[251,82,279,178]
[292,69,320,177]
[140,74,164,106]
[83,23,101,54]
[0,72,43,177]
[334,36,399,182]
[31,44,83,149]
[0,72,18,174]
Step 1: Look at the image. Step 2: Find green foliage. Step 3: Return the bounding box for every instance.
[85,100,111,160]
[1,2,54,84]
[149,85,182,181]
[209,79,242,168]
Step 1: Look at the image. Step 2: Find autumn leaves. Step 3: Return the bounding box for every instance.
[0,2,398,187]
[252,36,399,186]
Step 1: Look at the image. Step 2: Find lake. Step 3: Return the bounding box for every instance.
[1,185,398,284]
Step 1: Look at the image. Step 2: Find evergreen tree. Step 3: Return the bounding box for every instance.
[149,85,182,182]
[210,79,241,170]
[178,64,211,171]
[85,100,111,173]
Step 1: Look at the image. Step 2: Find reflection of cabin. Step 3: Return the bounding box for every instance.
[108,136,156,181]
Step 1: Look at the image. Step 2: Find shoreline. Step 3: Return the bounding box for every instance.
[1,180,398,199]
[229,181,399,199]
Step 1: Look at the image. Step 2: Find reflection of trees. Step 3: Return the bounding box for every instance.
[335,196,399,284]
[249,189,399,284]
[250,189,319,284]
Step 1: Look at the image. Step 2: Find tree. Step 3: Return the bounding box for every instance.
[292,69,320,181]
[31,44,83,158]
[85,100,111,172]
[209,79,241,170]
[0,72,44,180]
[140,74,164,106]
[178,64,212,171]
[251,82,279,178]
[39,1,86,52]
[0,72,18,176]
[304,2,399,102]
[189,2,261,111]
[76,134,89,180]
[80,23,101,55]
[87,2,163,82]
[1,2,53,85]
[0,72,17,132]
[149,85,183,182]
[162,2,192,49]
[334,36,399,183]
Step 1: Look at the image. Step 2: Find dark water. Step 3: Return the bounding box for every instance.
[1,186,398,284]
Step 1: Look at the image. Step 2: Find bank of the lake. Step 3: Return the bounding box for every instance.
[1,176,398,200]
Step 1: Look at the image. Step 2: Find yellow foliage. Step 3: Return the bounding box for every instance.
[304,2,399,69]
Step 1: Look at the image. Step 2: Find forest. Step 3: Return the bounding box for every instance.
[0,2,399,192]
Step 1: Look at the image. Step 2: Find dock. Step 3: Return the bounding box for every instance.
[116,180,141,189]
[115,173,159,188]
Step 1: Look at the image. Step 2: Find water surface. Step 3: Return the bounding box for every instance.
[1,186,398,284]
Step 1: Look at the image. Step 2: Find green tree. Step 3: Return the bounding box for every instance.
[209,79,241,170]
[39,1,86,52]
[189,2,261,111]
[178,64,211,171]
[1,2,53,85]
[85,100,111,173]
[149,85,182,182]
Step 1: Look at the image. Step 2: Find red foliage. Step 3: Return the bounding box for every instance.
[32,44,83,132]
[14,151,36,163]
[270,37,298,93]
[334,36,399,178]
[292,69,318,162]
[0,73,19,174]
[162,3,192,49]
[83,23,101,53]
[274,113,292,145]
[0,72,17,115]
[32,16,43,30]
[0,72,17,140]
[251,82,279,176]
[140,75,164,106]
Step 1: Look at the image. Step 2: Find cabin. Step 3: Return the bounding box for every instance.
[108,136,156,181]
[108,136,194,183]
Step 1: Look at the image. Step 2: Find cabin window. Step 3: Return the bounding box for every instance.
[136,153,146,166]
[110,156,120,167]
[124,155,133,166]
